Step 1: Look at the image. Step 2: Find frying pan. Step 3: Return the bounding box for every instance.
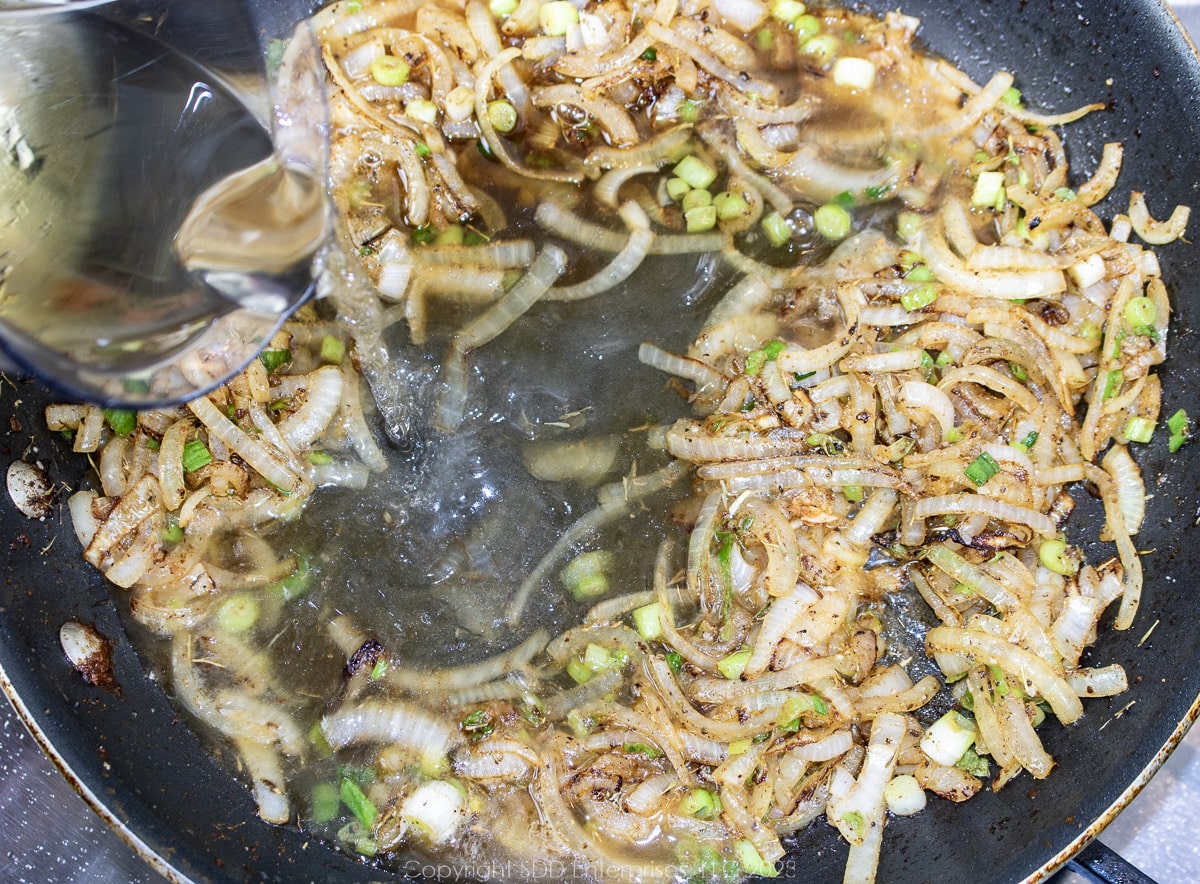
[2,0,1199,881]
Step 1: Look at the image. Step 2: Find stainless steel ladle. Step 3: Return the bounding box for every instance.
[0,0,327,405]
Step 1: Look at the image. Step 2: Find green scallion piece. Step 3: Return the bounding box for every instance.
[665,651,684,674]
[680,188,713,211]
[1102,369,1123,400]
[755,27,774,51]
[411,224,437,245]
[1124,416,1155,444]
[1015,430,1039,452]
[414,141,432,157]
[1038,538,1079,576]
[259,349,291,372]
[461,708,495,737]
[717,647,752,680]
[734,839,779,878]
[761,211,792,247]
[800,33,838,65]
[369,55,410,87]
[339,778,377,829]
[744,339,786,375]
[713,190,751,221]
[679,787,720,819]
[679,99,701,123]
[486,99,518,134]
[489,0,518,15]
[216,593,260,634]
[900,284,937,312]
[320,335,346,365]
[684,205,717,232]
[308,450,334,465]
[641,47,658,60]
[539,0,579,35]
[561,550,614,601]
[813,202,851,240]
[905,263,934,282]
[1054,187,1078,201]
[1000,86,1023,108]
[964,451,1000,487]
[843,484,863,502]
[622,742,663,758]
[434,224,465,247]
[311,782,341,823]
[665,176,692,203]
[632,602,663,640]
[864,183,892,201]
[1168,408,1192,452]
[1008,360,1028,382]
[103,408,136,436]
[1123,296,1158,332]
[161,521,183,543]
[181,439,212,473]
[673,155,718,190]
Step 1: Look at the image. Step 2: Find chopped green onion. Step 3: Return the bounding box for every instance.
[143,436,159,450]
[685,205,717,232]
[461,709,495,738]
[800,33,839,65]
[971,170,1006,208]
[964,451,1000,487]
[434,224,465,247]
[414,141,432,157]
[956,746,991,777]
[761,211,792,246]
[1008,360,1028,382]
[259,349,291,372]
[273,557,312,602]
[935,350,954,369]
[1124,416,1156,444]
[216,593,260,633]
[919,349,935,380]
[864,183,892,201]
[489,0,518,15]
[665,651,684,674]
[1123,296,1158,332]
[463,228,489,246]
[679,99,701,123]
[919,710,977,766]
[622,742,663,758]
[311,782,341,823]
[905,263,934,282]
[539,0,579,35]
[755,27,774,51]
[566,708,594,737]
[770,0,806,22]
[900,284,937,312]
[1038,538,1079,576]
[566,656,594,684]
[583,642,613,672]
[713,190,751,222]
[843,484,863,502]
[896,211,922,241]
[734,839,778,878]
[370,55,410,86]
[340,778,377,829]
[1014,430,1039,452]
[369,658,388,680]
[806,431,844,455]
[633,602,663,640]
[561,550,614,601]
[161,520,183,543]
[320,334,346,365]
[832,190,856,210]
[1168,408,1192,452]
[411,224,437,246]
[308,450,334,465]
[181,439,212,473]
[945,426,963,443]
[1000,86,1023,108]
[813,203,851,240]
[680,188,713,211]
[744,339,786,375]
[102,408,136,436]
[665,176,692,202]
[793,13,820,40]
[673,155,718,190]
[727,737,753,756]
[486,99,518,133]
[717,647,752,680]
[640,47,658,60]
[1102,369,1123,400]
[1054,187,1078,201]
[679,787,719,819]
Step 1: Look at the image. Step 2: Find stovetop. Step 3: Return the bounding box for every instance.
[2,3,1200,883]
